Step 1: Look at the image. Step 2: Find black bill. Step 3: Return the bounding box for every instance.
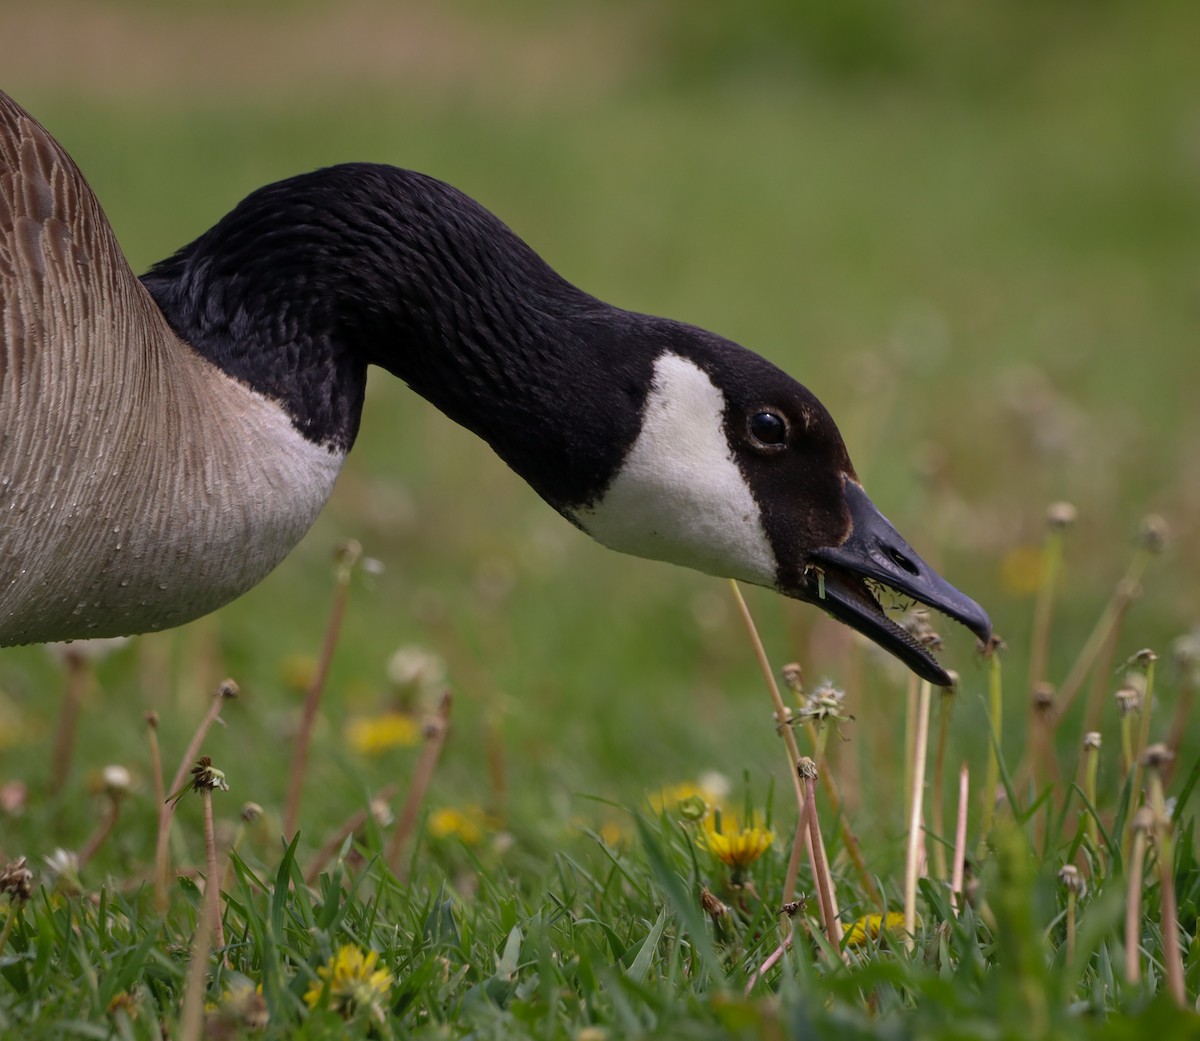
[803,480,992,686]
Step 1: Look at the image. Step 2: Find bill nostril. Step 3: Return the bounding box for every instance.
[884,544,920,576]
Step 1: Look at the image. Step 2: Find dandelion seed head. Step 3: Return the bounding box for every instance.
[980,633,1006,658]
[0,857,33,901]
[333,539,363,578]
[1115,686,1141,717]
[696,770,731,801]
[370,798,395,828]
[99,765,132,798]
[1136,514,1168,554]
[386,645,446,693]
[42,848,79,887]
[1141,743,1173,769]
[1057,864,1085,897]
[800,680,849,726]
[1032,682,1055,714]
[189,757,229,794]
[1171,628,1200,685]
[699,885,729,918]
[1131,807,1156,833]
[1128,648,1158,669]
[900,608,942,651]
[1046,501,1078,530]
[781,662,804,695]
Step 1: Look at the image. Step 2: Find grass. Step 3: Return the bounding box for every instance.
[2,1,1200,1035]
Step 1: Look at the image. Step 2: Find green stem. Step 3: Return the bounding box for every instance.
[979,650,1003,855]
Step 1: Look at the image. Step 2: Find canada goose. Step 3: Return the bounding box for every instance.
[0,90,989,685]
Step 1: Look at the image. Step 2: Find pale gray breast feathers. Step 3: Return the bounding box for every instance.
[0,93,344,646]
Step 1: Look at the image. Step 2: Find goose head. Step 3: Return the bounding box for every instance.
[556,327,990,686]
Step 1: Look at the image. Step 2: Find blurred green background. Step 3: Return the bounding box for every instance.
[1,0,1198,854]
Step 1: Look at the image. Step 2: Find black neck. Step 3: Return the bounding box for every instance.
[141,164,651,508]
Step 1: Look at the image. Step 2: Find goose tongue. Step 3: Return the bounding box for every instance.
[806,480,991,686]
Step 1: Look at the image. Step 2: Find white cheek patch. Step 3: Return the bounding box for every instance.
[574,353,777,587]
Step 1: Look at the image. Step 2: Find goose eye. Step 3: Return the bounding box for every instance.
[748,410,788,448]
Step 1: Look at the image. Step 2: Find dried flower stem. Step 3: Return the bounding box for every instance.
[950,762,969,916]
[386,692,453,878]
[780,816,806,920]
[903,673,918,821]
[799,759,841,952]
[979,644,1003,855]
[744,928,793,995]
[1025,508,1073,778]
[727,581,805,796]
[903,680,933,951]
[728,581,824,911]
[50,650,89,796]
[305,783,399,884]
[77,799,120,867]
[1030,683,1060,789]
[154,682,237,913]
[202,788,226,952]
[931,691,954,882]
[285,544,359,837]
[1155,835,1186,1007]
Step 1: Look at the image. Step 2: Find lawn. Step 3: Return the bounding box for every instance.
[1,2,1198,1037]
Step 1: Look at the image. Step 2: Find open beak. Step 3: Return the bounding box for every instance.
[802,480,992,686]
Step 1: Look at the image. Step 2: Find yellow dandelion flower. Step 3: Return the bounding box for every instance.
[700,805,767,835]
[279,653,318,694]
[843,911,912,947]
[0,692,29,750]
[598,819,630,849]
[701,824,774,869]
[998,545,1044,597]
[649,776,730,822]
[428,806,486,845]
[344,712,420,756]
[304,945,393,1021]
